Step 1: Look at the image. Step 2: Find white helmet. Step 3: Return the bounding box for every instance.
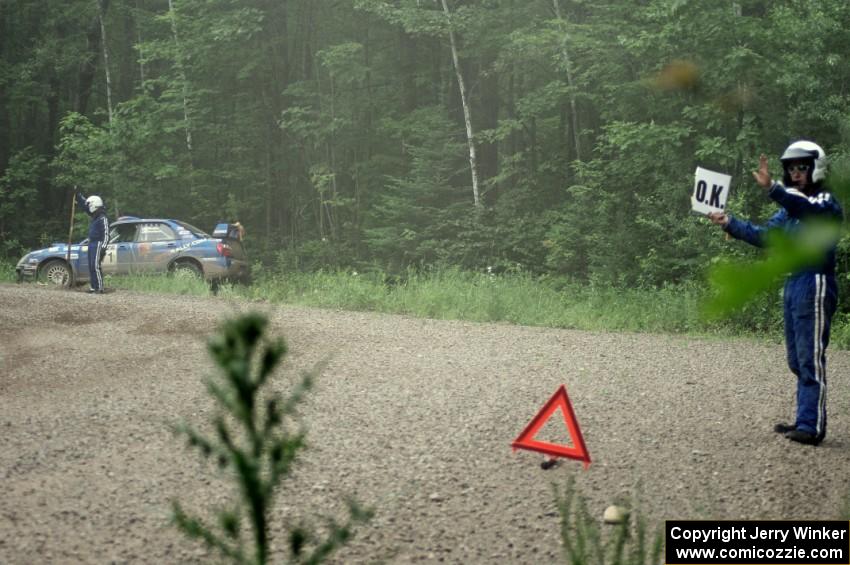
[85,195,104,214]
[780,140,827,185]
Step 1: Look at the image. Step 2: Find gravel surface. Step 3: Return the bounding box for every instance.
[1,284,849,564]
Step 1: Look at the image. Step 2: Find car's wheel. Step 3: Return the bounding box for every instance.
[38,260,72,287]
[172,260,203,279]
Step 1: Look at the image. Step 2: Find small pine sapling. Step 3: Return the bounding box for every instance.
[172,313,371,564]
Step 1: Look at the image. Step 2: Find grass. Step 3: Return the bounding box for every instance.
[555,478,663,565]
[106,270,212,296]
[4,260,849,348]
[242,268,785,341]
[0,260,17,283]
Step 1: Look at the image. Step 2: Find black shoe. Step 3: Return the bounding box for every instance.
[774,423,796,434]
[785,430,820,445]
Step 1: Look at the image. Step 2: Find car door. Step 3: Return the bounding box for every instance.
[102,223,139,275]
[135,222,180,273]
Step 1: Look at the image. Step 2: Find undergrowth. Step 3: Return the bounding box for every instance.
[5,262,849,349]
[555,478,663,565]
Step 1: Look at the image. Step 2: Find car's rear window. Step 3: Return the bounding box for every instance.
[138,223,177,242]
[173,221,209,238]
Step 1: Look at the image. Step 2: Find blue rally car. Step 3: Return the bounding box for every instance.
[16,217,250,287]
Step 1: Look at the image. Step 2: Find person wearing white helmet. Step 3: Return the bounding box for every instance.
[75,190,110,293]
[707,141,843,446]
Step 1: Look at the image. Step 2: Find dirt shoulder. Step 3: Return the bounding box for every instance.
[1,284,849,563]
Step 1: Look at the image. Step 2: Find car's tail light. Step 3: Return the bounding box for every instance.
[217,242,232,257]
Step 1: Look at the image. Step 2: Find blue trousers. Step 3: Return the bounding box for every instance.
[783,273,837,440]
[88,241,105,291]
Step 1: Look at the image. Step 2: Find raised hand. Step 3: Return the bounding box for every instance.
[751,153,772,189]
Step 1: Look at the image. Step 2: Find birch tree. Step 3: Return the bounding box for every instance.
[354,0,481,208]
[167,0,193,155]
[439,0,480,207]
[98,0,114,123]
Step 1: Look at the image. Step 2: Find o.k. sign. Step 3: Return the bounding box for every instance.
[691,167,731,215]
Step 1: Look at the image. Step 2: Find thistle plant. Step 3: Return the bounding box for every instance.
[172,313,370,564]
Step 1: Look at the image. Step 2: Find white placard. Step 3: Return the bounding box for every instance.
[691,167,731,215]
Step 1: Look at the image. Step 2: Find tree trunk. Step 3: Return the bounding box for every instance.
[552,0,581,162]
[135,0,146,88]
[258,0,290,244]
[507,65,517,157]
[440,0,480,208]
[732,1,745,182]
[167,0,193,155]
[77,6,106,114]
[265,139,272,243]
[98,0,114,123]
[479,53,500,202]
[400,29,418,113]
[0,3,5,168]
[326,72,338,240]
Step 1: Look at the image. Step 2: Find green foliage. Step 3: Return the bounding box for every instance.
[54,113,117,198]
[832,314,850,353]
[6,0,850,300]
[172,313,371,564]
[0,147,45,256]
[554,478,663,565]
[0,260,17,282]
[545,121,719,286]
[364,107,470,270]
[354,0,448,37]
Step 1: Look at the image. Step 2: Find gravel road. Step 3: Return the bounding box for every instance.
[1,284,849,564]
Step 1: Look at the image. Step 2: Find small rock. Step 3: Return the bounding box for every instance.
[429,493,443,503]
[603,505,628,524]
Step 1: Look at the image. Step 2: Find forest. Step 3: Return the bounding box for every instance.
[2,0,850,299]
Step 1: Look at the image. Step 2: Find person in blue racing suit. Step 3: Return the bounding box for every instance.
[75,190,110,293]
[708,141,843,446]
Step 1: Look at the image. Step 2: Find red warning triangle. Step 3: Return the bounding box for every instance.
[512,385,590,468]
